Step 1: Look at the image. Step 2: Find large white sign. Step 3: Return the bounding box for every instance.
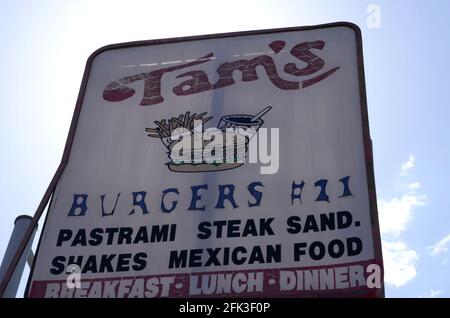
[26,23,383,298]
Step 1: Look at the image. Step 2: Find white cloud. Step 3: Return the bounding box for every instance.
[407,182,420,192]
[379,155,426,238]
[379,155,425,288]
[419,289,445,298]
[379,193,426,237]
[428,234,450,256]
[382,241,419,287]
[400,155,415,176]
[429,289,444,298]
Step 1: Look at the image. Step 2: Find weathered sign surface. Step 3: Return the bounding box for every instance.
[26,23,383,298]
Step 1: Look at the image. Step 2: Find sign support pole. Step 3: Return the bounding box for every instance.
[0,215,38,297]
[0,164,65,297]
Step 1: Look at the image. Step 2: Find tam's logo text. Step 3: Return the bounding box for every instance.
[103,40,340,106]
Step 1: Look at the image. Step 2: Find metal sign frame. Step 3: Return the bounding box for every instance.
[0,22,384,297]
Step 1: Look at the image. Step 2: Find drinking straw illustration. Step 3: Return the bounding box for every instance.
[251,106,272,122]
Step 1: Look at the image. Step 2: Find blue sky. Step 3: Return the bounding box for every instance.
[0,0,449,297]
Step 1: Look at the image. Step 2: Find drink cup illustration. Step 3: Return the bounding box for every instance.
[218,106,271,135]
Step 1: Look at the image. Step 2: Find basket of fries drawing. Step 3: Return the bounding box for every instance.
[146,107,271,172]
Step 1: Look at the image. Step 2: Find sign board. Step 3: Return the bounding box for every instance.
[26,23,383,298]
